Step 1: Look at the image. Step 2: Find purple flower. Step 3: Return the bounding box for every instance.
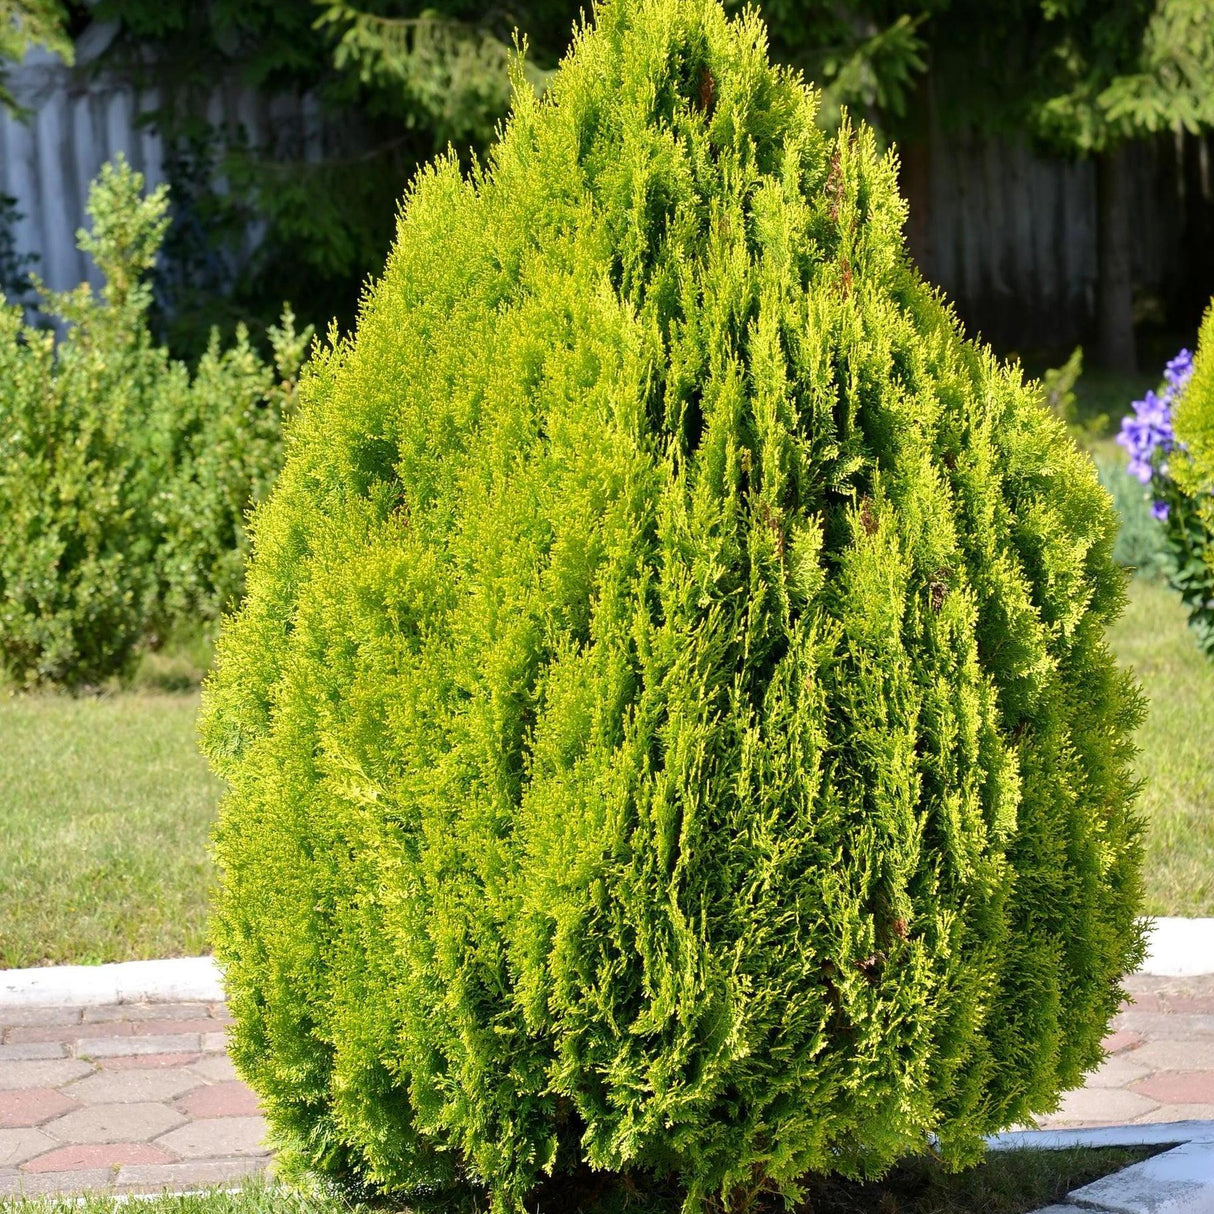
[1116,349,1196,483]
[1164,349,1194,393]
[1151,500,1169,521]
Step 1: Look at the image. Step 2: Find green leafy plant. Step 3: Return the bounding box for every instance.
[201,0,1146,1209]
[1115,327,1214,652]
[152,306,312,636]
[0,156,308,687]
[0,0,73,114]
[0,158,171,686]
[1160,303,1214,652]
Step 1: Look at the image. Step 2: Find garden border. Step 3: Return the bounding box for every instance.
[993,1122,1214,1213]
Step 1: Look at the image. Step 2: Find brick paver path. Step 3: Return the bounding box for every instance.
[1,973,1211,1197]
[0,1000,268,1197]
[1037,972,1214,1129]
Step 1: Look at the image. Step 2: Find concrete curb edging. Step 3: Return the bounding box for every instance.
[992,1122,1214,1214]
[2,916,1210,1010]
[1143,917,1214,977]
[0,956,223,1007]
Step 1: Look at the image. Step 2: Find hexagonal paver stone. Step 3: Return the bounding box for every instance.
[0,1060,92,1091]
[76,1035,200,1059]
[0,1128,58,1167]
[187,1055,238,1084]
[1133,1102,1214,1123]
[1130,1071,1214,1105]
[82,1004,212,1024]
[43,1102,185,1144]
[155,1115,268,1159]
[1084,1052,1154,1089]
[0,1008,81,1029]
[114,1156,268,1190]
[101,1053,201,1071]
[63,1068,201,1105]
[1128,1038,1214,1072]
[0,1166,113,1196]
[0,1089,78,1128]
[0,1043,67,1061]
[21,1143,173,1173]
[176,1083,259,1119]
[1040,1086,1160,1125]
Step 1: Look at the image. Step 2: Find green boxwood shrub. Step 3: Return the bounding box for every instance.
[201,0,1146,1209]
[0,157,309,687]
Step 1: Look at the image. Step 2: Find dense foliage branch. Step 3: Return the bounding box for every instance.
[0,0,72,112]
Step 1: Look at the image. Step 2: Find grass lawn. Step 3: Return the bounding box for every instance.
[1107,575,1214,916]
[0,689,220,968]
[0,1148,1157,1214]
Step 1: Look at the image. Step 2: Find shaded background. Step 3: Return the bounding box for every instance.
[2,0,1213,372]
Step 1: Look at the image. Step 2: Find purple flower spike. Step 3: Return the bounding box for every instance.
[1164,349,1194,392]
[1151,501,1169,522]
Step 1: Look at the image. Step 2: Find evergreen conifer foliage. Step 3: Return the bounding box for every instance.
[201,0,1146,1207]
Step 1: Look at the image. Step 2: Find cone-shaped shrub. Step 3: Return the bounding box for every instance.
[201,0,1146,1207]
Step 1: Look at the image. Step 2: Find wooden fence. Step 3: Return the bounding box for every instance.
[3,28,1212,351]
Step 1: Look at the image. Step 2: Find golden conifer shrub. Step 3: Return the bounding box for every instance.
[202,0,1146,1208]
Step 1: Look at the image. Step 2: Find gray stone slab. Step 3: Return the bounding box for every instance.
[1112,1014,1214,1041]
[43,1101,185,1144]
[1067,1139,1214,1213]
[1044,1087,1160,1125]
[76,1034,200,1058]
[0,1043,67,1061]
[63,1067,202,1105]
[82,1003,212,1024]
[115,1156,269,1190]
[0,1009,82,1029]
[0,1166,112,1196]
[0,1059,91,1090]
[154,1115,268,1159]
[187,1054,238,1083]
[1129,1040,1214,1072]
[0,1127,57,1167]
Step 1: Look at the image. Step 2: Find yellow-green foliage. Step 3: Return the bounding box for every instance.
[1174,303,1214,493]
[202,0,1146,1209]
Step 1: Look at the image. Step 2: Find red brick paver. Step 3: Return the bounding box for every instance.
[0,1090,76,1128]
[0,976,1211,1197]
[21,1143,174,1173]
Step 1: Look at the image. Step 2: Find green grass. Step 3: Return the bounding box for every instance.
[0,1148,1159,1214]
[0,687,220,967]
[1107,575,1214,916]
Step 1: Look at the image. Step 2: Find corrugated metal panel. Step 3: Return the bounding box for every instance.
[0,26,322,297]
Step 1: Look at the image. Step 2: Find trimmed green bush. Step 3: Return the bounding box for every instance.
[151,306,311,636]
[0,160,169,686]
[0,157,309,687]
[202,0,1146,1209]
